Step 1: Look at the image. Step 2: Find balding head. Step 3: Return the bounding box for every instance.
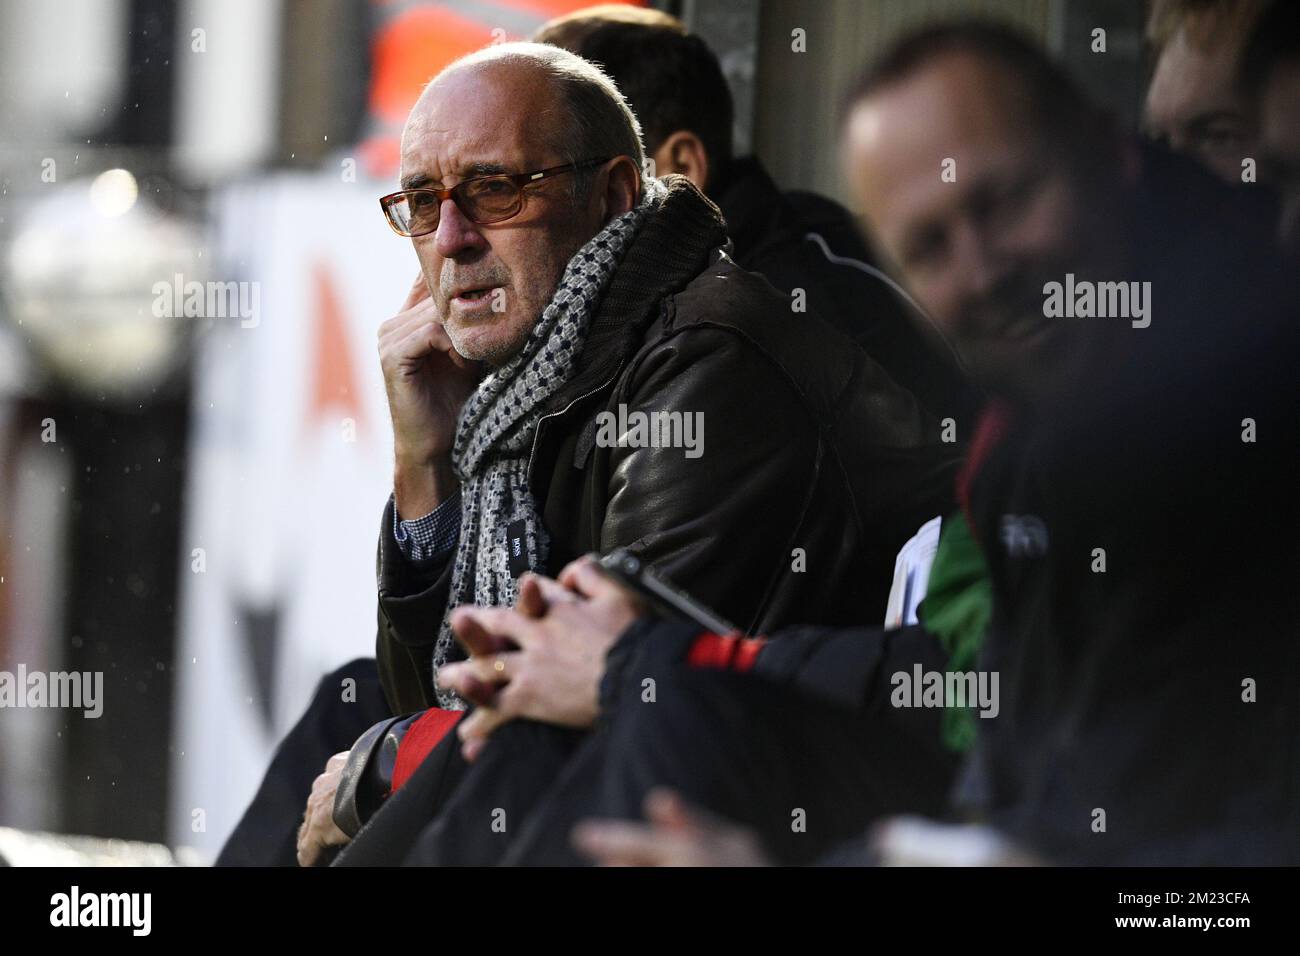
[396,42,643,365]
[406,43,645,199]
[1145,0,1271,182]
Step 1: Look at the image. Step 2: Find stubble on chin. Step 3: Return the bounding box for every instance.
[447,310,535,368]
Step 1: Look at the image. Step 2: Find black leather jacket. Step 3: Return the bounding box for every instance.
[375,176,959,713]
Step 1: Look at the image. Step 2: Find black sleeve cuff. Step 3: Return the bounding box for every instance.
[596,616,705,721]
[377,495,454,599]
[331,712,421,838]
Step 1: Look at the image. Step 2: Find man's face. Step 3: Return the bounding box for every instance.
[1145,26,1257,183]
[843,54,1115,401]
[1258,60,1300,252]
[399,62,605,365]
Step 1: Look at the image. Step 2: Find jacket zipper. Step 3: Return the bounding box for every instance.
[527,369,623,472]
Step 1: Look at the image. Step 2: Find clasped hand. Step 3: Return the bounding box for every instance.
[436,554,646,761]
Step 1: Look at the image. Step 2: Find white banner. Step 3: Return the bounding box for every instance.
[169,169,417,859]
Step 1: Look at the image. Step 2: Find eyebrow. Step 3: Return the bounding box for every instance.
[401,162,510,190]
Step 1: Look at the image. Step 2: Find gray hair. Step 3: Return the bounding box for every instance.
[433,41,646,199]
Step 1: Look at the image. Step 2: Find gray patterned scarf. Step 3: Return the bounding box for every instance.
[432,178,667,708]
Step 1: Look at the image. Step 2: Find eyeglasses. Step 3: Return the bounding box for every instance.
[380,158,612,237]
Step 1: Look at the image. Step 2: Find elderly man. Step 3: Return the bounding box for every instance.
[286,41,955,866]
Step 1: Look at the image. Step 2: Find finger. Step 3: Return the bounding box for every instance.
[457,605,540,649]
[380,320,441,378]
[322,818,349,847]
[458,672,502,708]
[560,555,642,609]
[296,821,311,867]
[378,293,444,355]
[310,770,335,798]
[517,573,581,619]
[299,816,348,867]
[384,315,477,376]
[643,789,687,827]
[379,296,438,345]
[400,272,432,311]
[298,816,327,868]
[643,789,699,832]
[461,735,488,763]
[436,650,517,697]
[450,606,520,656]
[393,318,454,364]
[516,574,548,618]
[458,705,510,745]
[325,751,349,773]
[556,554,602,594]
[456,706,491,741]
[407,316,471,371]
[571,820,670,867]
[529,573,582,607]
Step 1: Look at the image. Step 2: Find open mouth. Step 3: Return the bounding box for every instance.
[456,287,495,302]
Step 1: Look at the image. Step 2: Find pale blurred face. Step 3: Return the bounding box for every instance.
[1258,60,1300,252]
[1145,26,1258,183]
[400,61,606,365]
[843,54,1116,400]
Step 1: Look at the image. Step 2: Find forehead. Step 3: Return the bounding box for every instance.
[845,56,1038,226]
[400,61,561,182]
[1146,29,1246,123]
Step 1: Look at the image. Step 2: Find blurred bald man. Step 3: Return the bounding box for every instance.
[1145,0,1271,182]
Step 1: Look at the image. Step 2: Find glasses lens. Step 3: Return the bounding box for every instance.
[400,191,441,236]
[383,197,407,235]
[458,176,520,222]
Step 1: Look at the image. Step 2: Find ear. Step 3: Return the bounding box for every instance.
[652,131,710,191]
[599,155,641,221]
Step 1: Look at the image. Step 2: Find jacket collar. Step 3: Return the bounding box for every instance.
[542,173,730,415]
[711,156,798,263]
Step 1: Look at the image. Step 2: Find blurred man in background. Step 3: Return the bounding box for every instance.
[1144,0,1271,183]
[1143,0,1289,250]
[825,19,1292,863]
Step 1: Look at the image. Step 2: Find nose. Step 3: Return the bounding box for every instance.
[950,217,1005,301]
[1163,128,1189,154]
[432,197,488,259]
